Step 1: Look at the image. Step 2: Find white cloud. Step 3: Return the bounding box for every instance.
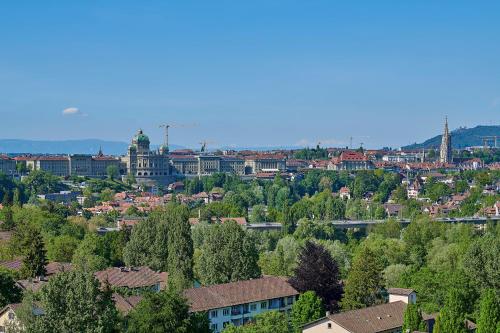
[62,107,84,116]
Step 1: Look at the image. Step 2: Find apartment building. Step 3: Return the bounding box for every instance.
[0,155,16,175]
[184,276,298,333]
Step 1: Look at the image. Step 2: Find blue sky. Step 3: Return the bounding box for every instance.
[1,1,499,149]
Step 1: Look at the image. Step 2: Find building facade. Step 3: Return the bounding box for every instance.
[184,276,298,333]
[328,151,374,171]
[123,129,173,185]
[16,153,123,178]
[302,289,417,333]
[440,117,452,163]
[244,155,287,174]
[0,155,16,175]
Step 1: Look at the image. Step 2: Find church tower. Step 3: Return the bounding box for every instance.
[439,117,452,163]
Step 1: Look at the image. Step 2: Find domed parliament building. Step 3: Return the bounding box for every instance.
[123,129,173,185]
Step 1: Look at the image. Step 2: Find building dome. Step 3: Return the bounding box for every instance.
[159,144,169,154]
[134,129,150,144]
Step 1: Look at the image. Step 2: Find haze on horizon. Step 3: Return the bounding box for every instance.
[0,1,499,149]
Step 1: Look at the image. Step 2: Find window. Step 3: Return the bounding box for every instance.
[250,304,257,311]
[8,312,15,320]
[327,323,332,329]
[260,301,267,309]
[222,308,230,316]
[210,310,218,318]
[287,296,294,305]
[210,323,218,331]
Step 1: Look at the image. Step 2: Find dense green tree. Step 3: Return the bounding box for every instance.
[127,290,208,333]
[196,220,260,285]
[249,204,267,223]
[403,217,445,267]
[477,289,500,333]
[19,271,119,333]
[259,236,300,277]
[371,218,401,239]
[222,311,290,333]
[293,219,335,241]
[106,165,119,180]
[0,205,15,230]
[167,205,194,291]
[100,188,115,202]
[125,173,136,186]
[46,234,80,262]
[291,291,324,333]
[12,188,22,207]
[71,237,108,272]
[22,170,65,196]
[439,288,468,333]
[289,241,342,311]
[463,235,500,291]
[402,303,426,332]
[123,211,169,271]
[0,271,22,307]
[342,246,383,310]
[21,227,47,278]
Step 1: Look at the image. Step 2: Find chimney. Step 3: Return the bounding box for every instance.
[325,311,331,317]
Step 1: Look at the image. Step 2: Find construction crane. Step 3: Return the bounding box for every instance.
[159,124,170,152]
[159,122,199,152]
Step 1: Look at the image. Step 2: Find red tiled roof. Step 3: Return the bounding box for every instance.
[327,301,406,333]
[94,266,167,289]
[113,293,143,315]
[339,151,368,161]
[184,276,298,312]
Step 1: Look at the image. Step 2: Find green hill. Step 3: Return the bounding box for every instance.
[403,125,500,150]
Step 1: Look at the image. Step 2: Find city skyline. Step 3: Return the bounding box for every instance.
[1,1,500,148]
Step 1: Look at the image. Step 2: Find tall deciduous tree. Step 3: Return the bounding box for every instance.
[402,303,426,332]
[197,220,260,285]
[439,288,468,333]
[127,290,208,333]
[222,311,290,333]
[19,271,119,333]
[291,291,325,333]
[289,241,342,312]
[477,289,500,333]
[167,205,194,291]
[0,271,22,307]
[123,211,169,271]
[341,246,383,310]
[21,227,47,278]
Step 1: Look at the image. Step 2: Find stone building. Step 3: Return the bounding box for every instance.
[328,151,374,171]
[123,129,173,185]
[170,155,199,175]
[0,155,16,175]
[26,156,70,177]
[220,156,245,174]
[244,154,287,174]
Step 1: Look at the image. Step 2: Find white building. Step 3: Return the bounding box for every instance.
[184,276,299,333]
[302,288,417,333]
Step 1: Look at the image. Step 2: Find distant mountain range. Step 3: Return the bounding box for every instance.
[403,125,500,150]
[0,139,184,155]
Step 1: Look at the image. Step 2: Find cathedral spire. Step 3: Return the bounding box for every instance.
[440,116,452,163]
